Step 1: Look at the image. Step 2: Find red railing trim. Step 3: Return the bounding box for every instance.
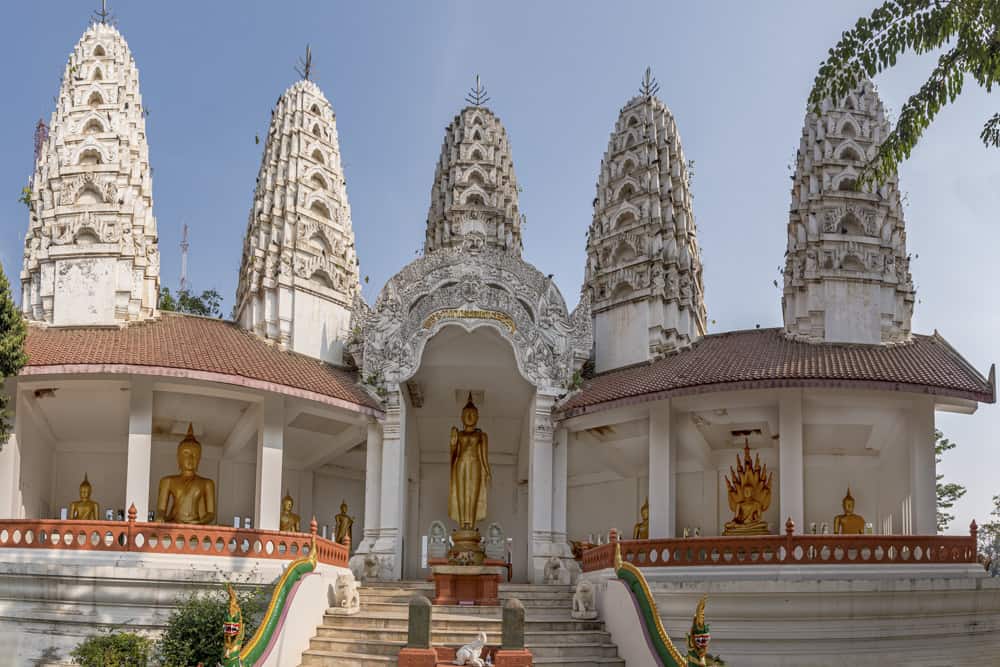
[0,519,349,567]
[581,533,977,572]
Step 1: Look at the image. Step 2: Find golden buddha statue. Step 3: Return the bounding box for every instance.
[155,424,216,524]
[334,500,354,545]
[633,497,649,539]
[833,488,865,534]
[279,491,301,532]
[723,442,772,536]
[69,473,100,520]
[448,394,491,563]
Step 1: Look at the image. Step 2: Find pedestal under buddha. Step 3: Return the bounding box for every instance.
[155,424,217,524]
[280,491,301,532]
[448,394,491,564]
[723,443,772,536]
[633,498,649,539]
[833,488,865,534]
[69,474,100,520]
[334,500,354,546]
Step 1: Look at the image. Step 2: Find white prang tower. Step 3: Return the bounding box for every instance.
[21,19,159,326]
[783,80,914,344]
[584,69,706,372]
[235,48,360,364]
[425,76,522,255]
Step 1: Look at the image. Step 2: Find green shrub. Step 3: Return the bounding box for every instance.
[70,631,152,667]
[156,585,267,667]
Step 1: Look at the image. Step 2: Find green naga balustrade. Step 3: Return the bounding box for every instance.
[221,537,319,667]
[612,542,724,667]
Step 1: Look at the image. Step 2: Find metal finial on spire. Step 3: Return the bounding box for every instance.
[640,67,660,98]
[295,44,314,81]
[465,74,490,107]
[93,0,112,24]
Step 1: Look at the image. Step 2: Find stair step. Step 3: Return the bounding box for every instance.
[309,637,619,659]
[314,626,612,644]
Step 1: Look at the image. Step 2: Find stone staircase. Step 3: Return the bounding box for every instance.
[299,581,624,667]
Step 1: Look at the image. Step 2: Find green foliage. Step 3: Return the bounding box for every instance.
[980,493,1000,552]
[70,631,153,667]
[156,586,267,667]
[0,261,28,445]
[158,287,223,318]
[810,0,1000,184]
[934,429,967,532]
[18,185,32,208]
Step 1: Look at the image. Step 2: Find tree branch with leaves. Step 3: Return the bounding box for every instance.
[934,429,967,532]
[0,261,27,445]
[810,0,1000,184]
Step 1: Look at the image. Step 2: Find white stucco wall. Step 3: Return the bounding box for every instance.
[594,300,649,372]
[52,257,117,326]
[291,290,350,365]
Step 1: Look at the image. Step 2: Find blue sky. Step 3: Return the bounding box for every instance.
[1,1,997,534]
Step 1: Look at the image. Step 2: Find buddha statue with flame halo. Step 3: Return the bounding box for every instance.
[70,473,100,520]
[834,488,866,534]
[723,442,772,535]
[155,424,216,524]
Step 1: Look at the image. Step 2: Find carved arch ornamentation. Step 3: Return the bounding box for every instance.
[355,246,591,393]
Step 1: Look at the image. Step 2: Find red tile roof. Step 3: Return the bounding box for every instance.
[560,328,994,417]
[23,312,381,414]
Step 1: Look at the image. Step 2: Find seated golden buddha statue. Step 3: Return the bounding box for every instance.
[155,424,216,524]
[633,497,649,539]
[833,488,865,534]
[723,443,772,536]
[334,500,354,545]
[280,491,301,532]
[69,473,100,520]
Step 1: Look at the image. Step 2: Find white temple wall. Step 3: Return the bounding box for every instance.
[312,469,365,542]
[675,469,717,536]
[594,300,649,372]
[15,410,54,519]
[819,280,883,345]
[52,256,117,326]
[291,290,350,365]
[568,476,648,542]
[803,455,879,533]
[51,442,128,519]
[877,427,912,534]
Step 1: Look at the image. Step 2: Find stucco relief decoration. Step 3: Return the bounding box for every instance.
[356,246,591,394]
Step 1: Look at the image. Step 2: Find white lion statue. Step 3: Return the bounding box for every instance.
[333,572,360,613]
[543,556,562,584]
[454,631,487,666]
[572,579,598,619]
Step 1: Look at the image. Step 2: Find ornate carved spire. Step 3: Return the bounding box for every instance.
[783,80,914,344]
[584,75,706,371]
[234,75,360,364]
[424,98,522,256]
[21,21,158,325]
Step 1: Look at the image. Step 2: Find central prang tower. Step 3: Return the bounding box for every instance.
[235,51,360,364]
[583,70,706,372]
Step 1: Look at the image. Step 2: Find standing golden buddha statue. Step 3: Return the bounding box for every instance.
[633,498,649,539]
[69,473,100,520]
[155,424,217,524]
[334,500,354,546]
[448,394,492,564]
[279,491,301,532]
[833,488,866,534]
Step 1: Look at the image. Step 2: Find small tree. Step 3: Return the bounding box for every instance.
[810,0,1000,185]
[158,287,223,318]
[156,585,267,667]
[980,494,1000,553]
[71,631,152,667]
[935,430,967,532]
[0,260,28,445]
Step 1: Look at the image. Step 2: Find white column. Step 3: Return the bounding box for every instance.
[254,395,284,530]
[779,389,804,533]
[362,419,383,549]
[648,401,673,538]
[0,379,19,519]
[124,377,154,520]
[910,395,936,535]
[376,389,406,579]
[552,427,568,544]
[527,392,559,582]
